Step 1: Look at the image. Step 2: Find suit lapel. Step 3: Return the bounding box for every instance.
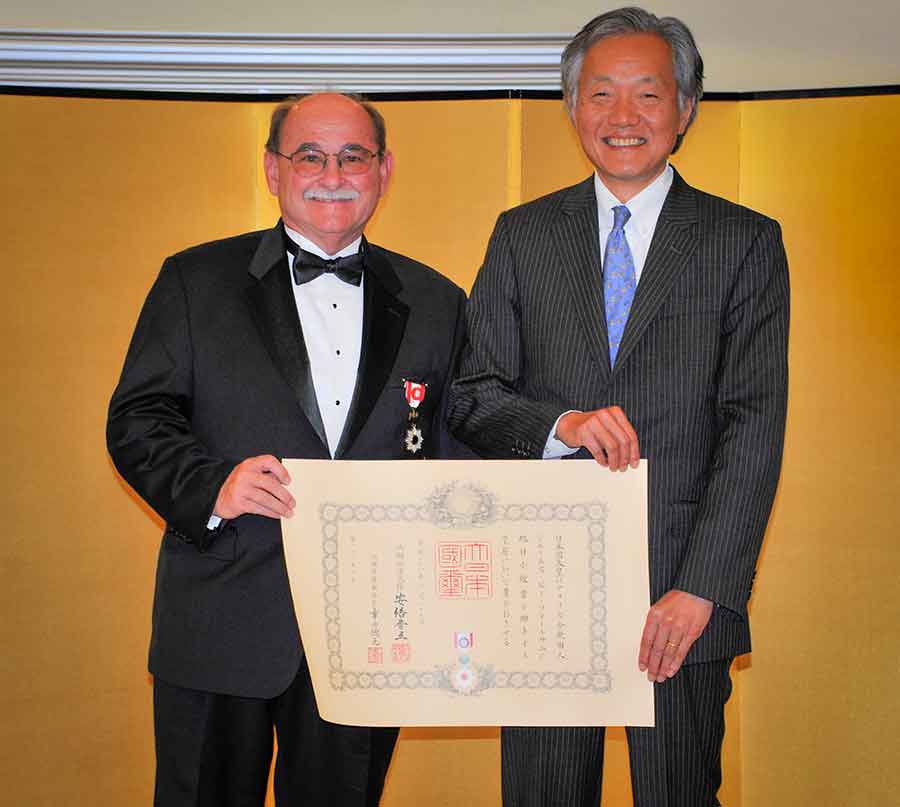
[557,177,611,378]
[245,224,329,454]
[335,243,409,458]
[613,169,699,371]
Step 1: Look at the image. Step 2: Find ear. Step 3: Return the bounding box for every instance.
[378,149,394,197]
[263,150,281,196]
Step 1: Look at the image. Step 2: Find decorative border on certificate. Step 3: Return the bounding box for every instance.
[318,481,611,697]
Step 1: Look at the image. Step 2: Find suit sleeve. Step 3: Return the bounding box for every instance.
[673,218,790,615]
[447,213,562,458]
[107,256,234,547]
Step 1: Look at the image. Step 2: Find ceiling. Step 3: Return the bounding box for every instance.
[2,1,898,93]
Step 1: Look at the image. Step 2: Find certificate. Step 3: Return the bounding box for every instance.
[282,459,653,727]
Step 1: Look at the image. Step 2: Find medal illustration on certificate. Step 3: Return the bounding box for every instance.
[403,380,427,454]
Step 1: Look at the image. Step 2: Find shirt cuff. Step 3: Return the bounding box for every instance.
[207,514,223,530]
[542,411,581,459]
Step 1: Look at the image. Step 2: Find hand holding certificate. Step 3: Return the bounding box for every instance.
[281,459,653,727]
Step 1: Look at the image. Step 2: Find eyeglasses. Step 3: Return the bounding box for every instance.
[272,146,381,177]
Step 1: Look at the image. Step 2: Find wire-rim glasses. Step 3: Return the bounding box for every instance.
[271,145,381,177]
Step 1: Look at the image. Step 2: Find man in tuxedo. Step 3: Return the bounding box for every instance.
[448,7,789,806]
[108,92,466,806]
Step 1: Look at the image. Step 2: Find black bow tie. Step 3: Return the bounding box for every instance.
[288,244,365,287]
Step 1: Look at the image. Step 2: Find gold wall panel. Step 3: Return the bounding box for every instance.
[0,95,261,805]
[1,90,896,807]
[738,95,900,807]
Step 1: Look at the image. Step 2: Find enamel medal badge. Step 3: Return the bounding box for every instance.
[403,380,427,454]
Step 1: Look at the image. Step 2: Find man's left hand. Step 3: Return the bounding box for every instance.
[638,589,713,683]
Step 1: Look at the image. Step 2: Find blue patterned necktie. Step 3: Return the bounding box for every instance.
[603,205,636,367]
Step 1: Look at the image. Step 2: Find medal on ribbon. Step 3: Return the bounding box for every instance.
[403,380,427,454]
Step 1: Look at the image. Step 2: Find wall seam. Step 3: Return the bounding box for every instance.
[506,97,523,210]
[737,100,745,206]
[735,99,746,807]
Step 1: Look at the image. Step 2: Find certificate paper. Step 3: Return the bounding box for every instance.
[282,459,653,727]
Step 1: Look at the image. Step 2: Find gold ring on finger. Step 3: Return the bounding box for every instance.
[666,641,679,649]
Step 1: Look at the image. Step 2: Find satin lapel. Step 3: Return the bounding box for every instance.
[335,245,409,458]
[245,224,329,454]
[557,177,611,378]
[613,170,699,371]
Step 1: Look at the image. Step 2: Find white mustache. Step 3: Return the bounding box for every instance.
[303,189,360,202]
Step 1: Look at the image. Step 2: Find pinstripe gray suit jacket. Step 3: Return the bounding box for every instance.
[448,169,789,663]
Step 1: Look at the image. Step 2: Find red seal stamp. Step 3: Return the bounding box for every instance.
[391,642,411,663]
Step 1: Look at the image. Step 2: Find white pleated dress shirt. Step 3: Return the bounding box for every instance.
[284,225,365,458]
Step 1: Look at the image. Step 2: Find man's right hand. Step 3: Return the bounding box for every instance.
[555,406,640,470]
[213,455,295,520]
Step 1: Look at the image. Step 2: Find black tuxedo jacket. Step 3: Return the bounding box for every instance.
[108,223,466,698]
[448,170,789,663]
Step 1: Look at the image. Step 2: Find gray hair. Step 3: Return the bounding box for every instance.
[265,92,387,158]
[561,6,704,153]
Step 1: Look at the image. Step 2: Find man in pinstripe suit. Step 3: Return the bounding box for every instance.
[448,7,789,806]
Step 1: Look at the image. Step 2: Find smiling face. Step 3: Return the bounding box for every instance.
[572,33,693,202]
[264,93,393,254]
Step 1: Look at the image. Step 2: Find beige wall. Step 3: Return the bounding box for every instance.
[1,91,898,806]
